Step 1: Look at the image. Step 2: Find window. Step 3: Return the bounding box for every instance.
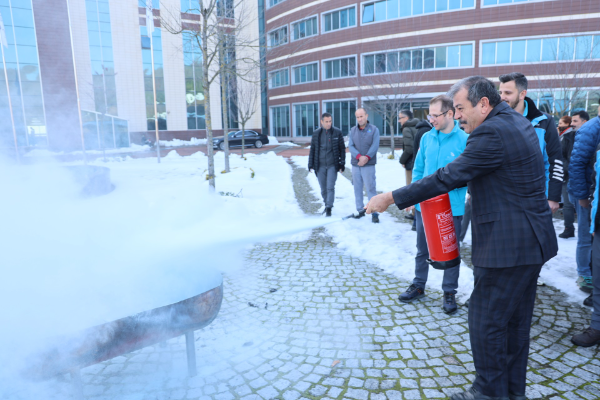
[142,26,167,131]
[324,57,356,79]
[268,0,286,7]
[292,17,318,41]
[292,63,319,84]
[363,43,473,74]
[482,0,553,6]
[362,0,474,24]
[183,31,205,130]
[216,0,234,18]
[269,69,289,88]
[180,0,198,13]
[268,26,288,47]
[271,106,290,136]
[86,0,118,116]
[481,34,600,66]
[325,100,356,135]
[294,103,319,136]
[0,3,48,148]
[323,6,356,33]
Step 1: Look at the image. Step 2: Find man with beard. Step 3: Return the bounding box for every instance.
[365,76,557,400]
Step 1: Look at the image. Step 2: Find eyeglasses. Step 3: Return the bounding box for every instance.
[427,110,450,121]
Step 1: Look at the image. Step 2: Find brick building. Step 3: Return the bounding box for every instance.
[262,0,600,139]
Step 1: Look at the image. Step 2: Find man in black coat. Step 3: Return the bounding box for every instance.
[366,76,557,400]
[308,113,346,217]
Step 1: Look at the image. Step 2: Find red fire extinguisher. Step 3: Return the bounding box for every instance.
[420,193,461,270]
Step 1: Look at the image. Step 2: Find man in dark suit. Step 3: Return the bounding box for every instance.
[366,76,558,400]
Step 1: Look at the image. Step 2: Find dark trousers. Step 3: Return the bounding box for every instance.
[470,263,542,397]
[316,165,338,208]
[562,182,575,231]
[413,210,463,294]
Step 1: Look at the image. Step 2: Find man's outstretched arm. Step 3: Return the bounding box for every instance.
[366,129,504,213]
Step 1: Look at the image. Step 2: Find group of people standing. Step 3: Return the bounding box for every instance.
[308,73,600,400]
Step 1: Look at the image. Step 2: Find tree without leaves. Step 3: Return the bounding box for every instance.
[232,68,261,158]
[354,49,426,158]
[161,0,260,191]
[530,36,600,119]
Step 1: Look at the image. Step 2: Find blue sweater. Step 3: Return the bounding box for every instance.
[413,121,468,215]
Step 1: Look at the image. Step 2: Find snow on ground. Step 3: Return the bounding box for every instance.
[0,150,325,390]
[160,137,207,146]
[291,152,584,306]
[291,153,475,303]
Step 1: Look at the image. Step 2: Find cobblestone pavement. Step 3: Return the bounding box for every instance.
[41,162,600,400]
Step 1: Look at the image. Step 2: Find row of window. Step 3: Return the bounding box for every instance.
[269,91,599,138]
[0,1,48,148]
[267,0,553,47]
[268,43,473,88]
[362,0,474,24]
[482,34,600,66]
[268,0,548,10]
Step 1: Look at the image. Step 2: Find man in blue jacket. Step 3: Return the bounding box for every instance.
[348,108,380,223]
[366,76,557,400]
[569,109,600,347]
[399,95,468,314]
[568,111,594,293]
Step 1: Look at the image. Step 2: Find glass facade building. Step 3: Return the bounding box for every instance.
[0,0,46,148]
[140,25,167,131]
[183,31,206,130]
[85,0,118,116]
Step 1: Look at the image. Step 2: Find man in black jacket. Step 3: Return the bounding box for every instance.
[398,110,420,185]
[366,76,557,400]
[308,113,346,217]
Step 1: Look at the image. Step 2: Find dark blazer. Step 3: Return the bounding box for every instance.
[391,102,558,268]
[308,126,346,172]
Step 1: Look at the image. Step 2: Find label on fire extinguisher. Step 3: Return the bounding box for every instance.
[436,210,458,253]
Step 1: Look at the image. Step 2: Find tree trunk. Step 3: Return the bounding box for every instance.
[389,116,395,158]
[202,13,215,191]
[388,117,396,156]
[241,123,245,158]
[219,40,231,173]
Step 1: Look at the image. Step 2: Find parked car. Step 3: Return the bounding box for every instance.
[212,130,268,150]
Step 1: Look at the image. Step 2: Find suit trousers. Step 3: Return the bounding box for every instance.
[352,165,378,215]
[470,263,543,397]
[413,210,462,294]
[316,165,338,208]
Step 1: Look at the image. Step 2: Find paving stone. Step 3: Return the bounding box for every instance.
[33,162,600,400]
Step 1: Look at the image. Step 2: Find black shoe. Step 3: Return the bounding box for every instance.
[571,327,600,347]
[325,207,332,217]
[465,298,469,308]
[399,284,425,303]
[411,225,416,231]
[372,214,379,223]
[405,214,414,220]
[508,394,526,400]
[443,292,458,314]
[584,294,593,307]
[353,209,366,219]
[450,387,509,400]
[559,228,575,238]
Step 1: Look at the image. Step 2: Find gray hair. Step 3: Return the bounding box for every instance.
[447,76,502,108]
